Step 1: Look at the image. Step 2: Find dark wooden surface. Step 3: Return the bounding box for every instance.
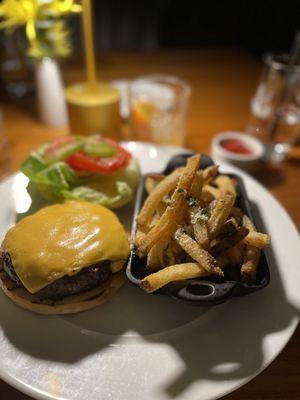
[1,49,299,399]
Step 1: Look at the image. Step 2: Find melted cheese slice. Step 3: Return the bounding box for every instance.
[2,201,130,294]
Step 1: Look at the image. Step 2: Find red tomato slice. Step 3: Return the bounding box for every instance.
[66,138,131,174]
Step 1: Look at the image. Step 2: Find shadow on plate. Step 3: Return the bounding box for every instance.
[158,201,300,397]
[0,196,299,398]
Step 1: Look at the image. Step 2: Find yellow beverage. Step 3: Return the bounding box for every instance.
[65,82,121,139]
[65,1,121,139]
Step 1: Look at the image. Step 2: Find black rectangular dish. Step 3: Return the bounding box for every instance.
[126,153,270,305]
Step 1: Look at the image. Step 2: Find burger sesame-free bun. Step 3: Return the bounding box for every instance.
[0,267,125,315]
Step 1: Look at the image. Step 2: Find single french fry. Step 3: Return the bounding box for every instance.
[190,170,203,199]
[145,174,165,195]
[140,262,209,293]
[240,214,266,282]
[202,165,219,185]
[134,229,146,247]
[211,226,249,255]
[137,167,184,228]
[138,155,201,256]
[190,207,210,248]
[242,214,256,231]
[203,184,222,199]
[174,229,223,275]
[147,239,169,271]
[208,193,235,239]
[214,175,237,198]
[193,219,210,249]
[241,245,261,283]
[243,232,271,248]
[242,214,271,247]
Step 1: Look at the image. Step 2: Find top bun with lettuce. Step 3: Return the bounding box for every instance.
[21,135,140,209]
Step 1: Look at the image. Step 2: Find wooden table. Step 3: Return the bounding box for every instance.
[1,49,299,399]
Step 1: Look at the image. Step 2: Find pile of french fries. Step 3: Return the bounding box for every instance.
[134,154,271,293]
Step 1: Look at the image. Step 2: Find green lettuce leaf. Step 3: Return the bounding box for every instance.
[21,153,47,178]
[20,152,140,209]
[61,181,133,209]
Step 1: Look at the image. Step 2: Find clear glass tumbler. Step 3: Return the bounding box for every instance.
[246,53,300,161]
[129,75,191,147]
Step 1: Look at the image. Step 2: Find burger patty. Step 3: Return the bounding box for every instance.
[1,252,112,301]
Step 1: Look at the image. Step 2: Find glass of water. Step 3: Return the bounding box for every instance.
[246,53,300,161]
[129,75,191,147]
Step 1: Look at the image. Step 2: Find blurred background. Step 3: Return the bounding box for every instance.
[72,0,298,55]
[0,0,299,161]
[1,0,299,89]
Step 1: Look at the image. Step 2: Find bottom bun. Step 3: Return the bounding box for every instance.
[0,268,125,315]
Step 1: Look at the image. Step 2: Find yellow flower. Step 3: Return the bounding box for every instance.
[28,20,72,58]
[44,0,82,17]
[0,0,81,58]
[0,0,39,36]
[48,20,72,57]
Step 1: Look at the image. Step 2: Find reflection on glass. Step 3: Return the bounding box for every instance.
[129,75,191,147]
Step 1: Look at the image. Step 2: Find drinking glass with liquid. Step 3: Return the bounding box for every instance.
[129,75,191,147]
[246,53,300,161]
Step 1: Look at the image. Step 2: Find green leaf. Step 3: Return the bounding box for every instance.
[20,153,47,178]
[62,181,133,209]
[22,160,84,201]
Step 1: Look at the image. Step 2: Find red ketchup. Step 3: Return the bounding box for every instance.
[220,139,253,155]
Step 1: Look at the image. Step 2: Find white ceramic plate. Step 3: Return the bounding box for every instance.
[0,142,299,400]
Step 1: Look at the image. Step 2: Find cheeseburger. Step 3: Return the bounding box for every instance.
[0,201,130,314]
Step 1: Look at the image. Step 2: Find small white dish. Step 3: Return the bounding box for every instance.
[211,131,265,173]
